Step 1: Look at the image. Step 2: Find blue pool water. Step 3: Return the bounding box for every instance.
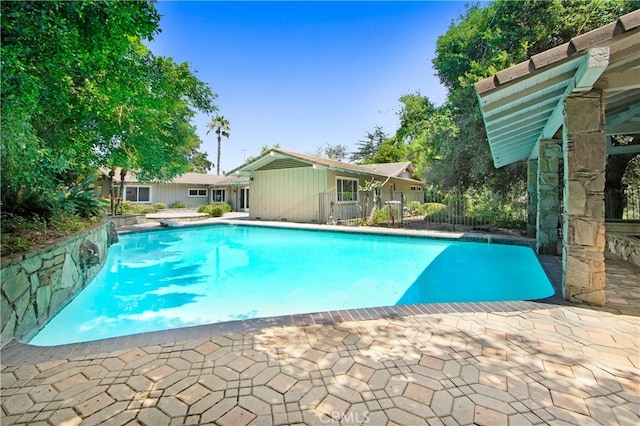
[29,225,554,346]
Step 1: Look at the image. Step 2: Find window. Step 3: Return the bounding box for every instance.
[188,188,208,197]
[411,186,423,192]
[124,186,151,202]
[212,188,226,203]
[337,177,358,202]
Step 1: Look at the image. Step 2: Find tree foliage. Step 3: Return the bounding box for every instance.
[206,116,230,176]
[316,143,349,161]
[427,0,640,190]
[350,127,388,163]
[1,0,218,217]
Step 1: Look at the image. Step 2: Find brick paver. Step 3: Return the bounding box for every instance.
[2,232,639,425]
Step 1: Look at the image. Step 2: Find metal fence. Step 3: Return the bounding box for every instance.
[605,185,640,220]
[330,189,528,231]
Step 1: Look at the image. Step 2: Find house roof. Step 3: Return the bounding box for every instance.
[474,9,640,168]
[228,149,425,184]
[99,168,248,186]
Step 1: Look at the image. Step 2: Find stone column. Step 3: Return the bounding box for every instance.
[527,159,538,239]
[562,91,606,305]
[536,139,560,255]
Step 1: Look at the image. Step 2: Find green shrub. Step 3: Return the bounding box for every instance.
[56,177,107,218]
[152,203,166,210]
[169,201,192,208]
[372,205,400,224]
[197,203,232,217]
[130,204,157,214]
[1,212,101,256]
[406,201,422,215]
[372,209,388,224]
[210,206,225,217]
[466,187,527,229]
[423,202,448,220]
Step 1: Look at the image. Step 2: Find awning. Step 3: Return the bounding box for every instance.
[475,10,640,168]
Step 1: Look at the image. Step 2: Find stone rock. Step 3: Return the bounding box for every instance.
[573,219,599,247]
[1,294,13,326]
[573,289,606,306]
[3,270,30,303]
[1,311,16,345]
[36,285,51,319]
[564,255,591,289]
[18,305,38,341]
[586,197,605,220]
[566,95,602,134]
[60,255,79,289]
[30,273,40,294]
[573,134,606,171]
[565,181,586,215]
[21,256,43,274]
[49,289,71,317]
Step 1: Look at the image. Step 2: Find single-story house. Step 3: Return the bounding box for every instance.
[228,148,425,223]
[474,10,640,305]
[97,169,250,211]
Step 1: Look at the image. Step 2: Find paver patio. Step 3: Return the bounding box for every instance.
[1,222,639,425]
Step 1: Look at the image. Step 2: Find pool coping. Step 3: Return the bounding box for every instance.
[1,220,567,366]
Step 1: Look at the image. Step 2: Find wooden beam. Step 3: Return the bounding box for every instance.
[573,47,610,91]
[540,48,610,140]
[607,144,640,154]
[597,68,640,92]
[607,104,640,125]
[605,122,640,135]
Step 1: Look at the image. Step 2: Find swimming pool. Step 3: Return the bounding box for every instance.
[29,225,554,345]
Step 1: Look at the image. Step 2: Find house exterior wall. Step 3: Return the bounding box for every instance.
[152,183,211,207]
[250,167,328,222]
[96,176,214,208]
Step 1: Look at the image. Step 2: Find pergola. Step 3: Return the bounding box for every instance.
[475,10,640,305]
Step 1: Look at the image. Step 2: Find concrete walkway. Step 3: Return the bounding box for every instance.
[1,223,638,425]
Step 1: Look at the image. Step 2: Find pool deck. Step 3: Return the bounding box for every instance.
[1,218,639,425]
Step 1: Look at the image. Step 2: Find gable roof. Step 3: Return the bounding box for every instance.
[475,9,640,168]
[99,168,248,186]
[228,149,424,184]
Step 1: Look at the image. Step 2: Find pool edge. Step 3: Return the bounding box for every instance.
[2,222,559,365]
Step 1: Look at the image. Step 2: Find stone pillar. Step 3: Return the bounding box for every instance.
[562,91,606,305]
[536,139,560,255]
[527,159,538,239]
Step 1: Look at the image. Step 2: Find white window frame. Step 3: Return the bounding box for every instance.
[211,188,226,203]
[336,177,359,203]
[411,186,423,192]
[124,185,151,203]
[188,188,208,197]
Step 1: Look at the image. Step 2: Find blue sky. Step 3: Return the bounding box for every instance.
[148,1,470,173]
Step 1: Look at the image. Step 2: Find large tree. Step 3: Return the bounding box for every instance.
[206,116,230,176]
[430,0,640,190]
[1,0,217,216]
[316,143,349,161]
[350,127,387,164]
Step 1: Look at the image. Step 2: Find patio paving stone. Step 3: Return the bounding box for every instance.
[2,225,639,425]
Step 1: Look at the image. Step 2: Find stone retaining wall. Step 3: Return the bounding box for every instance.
[109,214,148,227]
[607,233,640,268]
[1,219,118,346]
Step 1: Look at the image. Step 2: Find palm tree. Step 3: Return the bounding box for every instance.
[206,116,230,175]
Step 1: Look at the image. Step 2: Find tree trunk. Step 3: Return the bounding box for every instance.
[109,169,115,216]
[115,169,128,215]
[217,131,221,176]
